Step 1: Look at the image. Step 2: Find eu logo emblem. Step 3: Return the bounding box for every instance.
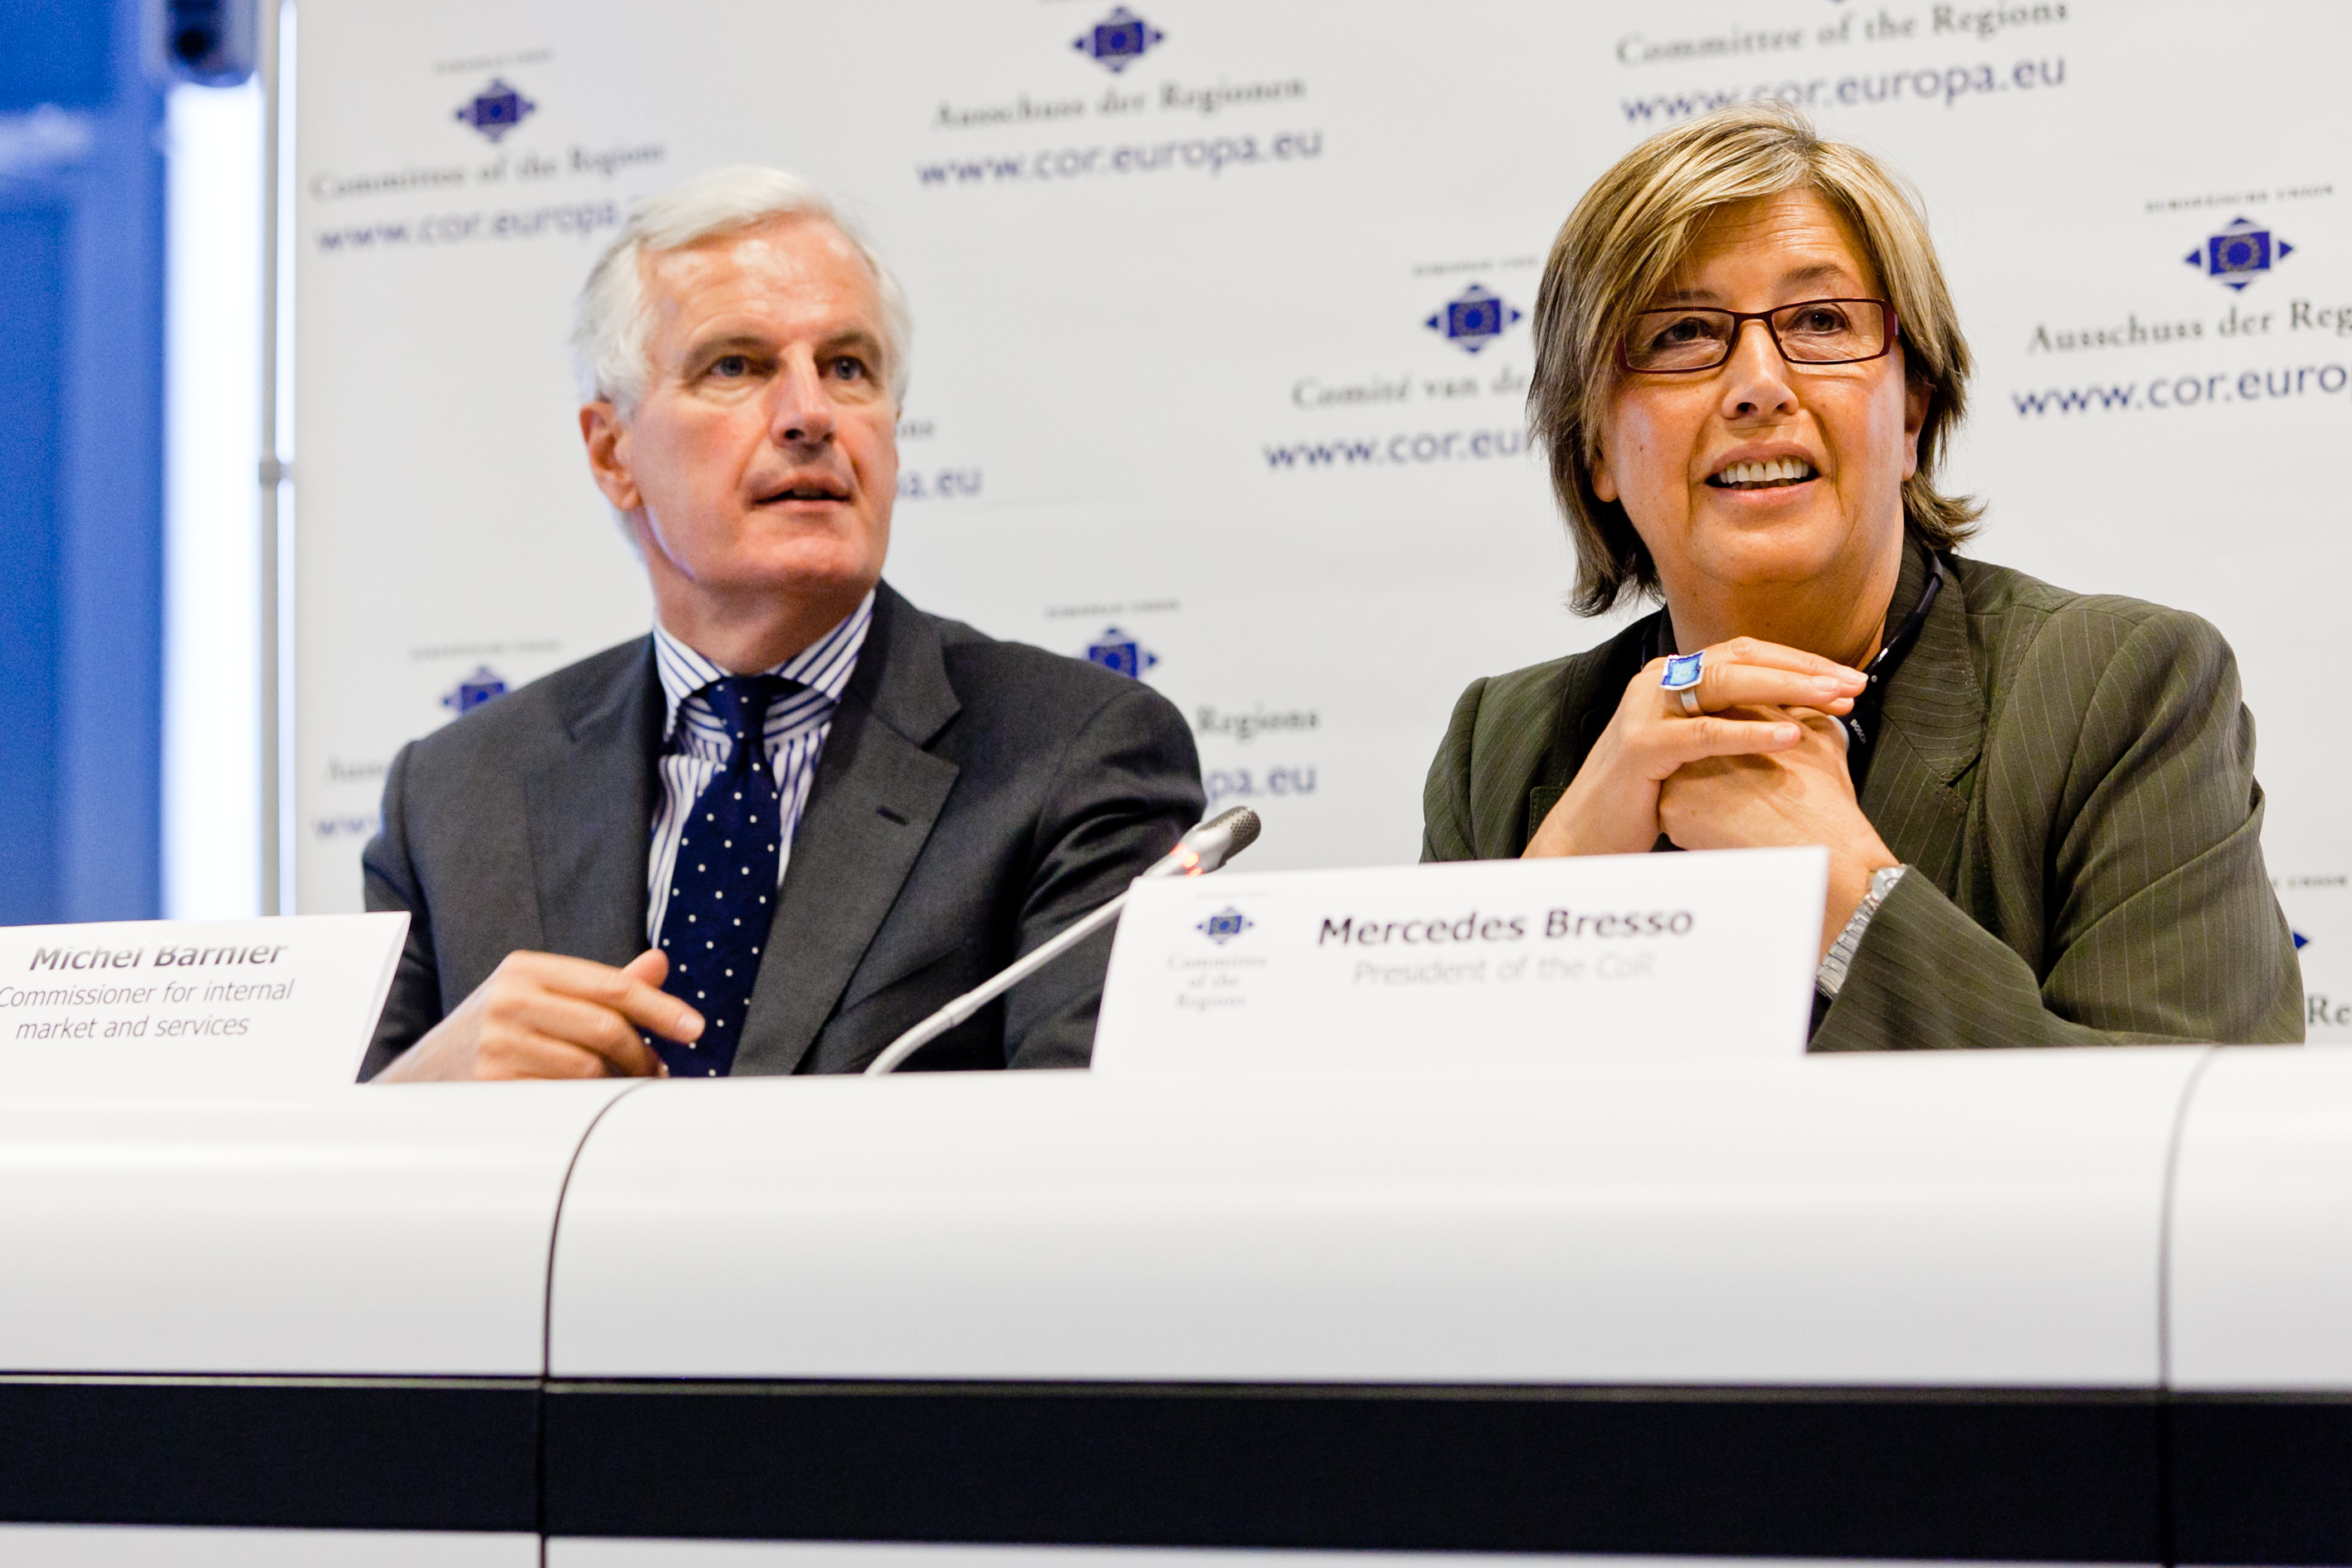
[1427,284,1524,354]
[1086,626,1160,680]
[441,666,509,715]
[1074,7,1165,73]
[1197,908,1254,944]
[455,79,538,144]
[2185,217,2293,292]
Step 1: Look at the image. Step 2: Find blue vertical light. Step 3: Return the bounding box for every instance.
[0,0,166,923]
[0,212,67,923]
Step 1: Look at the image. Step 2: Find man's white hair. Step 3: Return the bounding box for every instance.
[571,165,913,416]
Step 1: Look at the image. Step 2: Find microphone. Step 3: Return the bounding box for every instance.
[864,807,1262,1075]
[1137,803,1260,881]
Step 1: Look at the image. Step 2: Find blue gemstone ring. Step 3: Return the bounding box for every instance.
[1661,650,1705,716]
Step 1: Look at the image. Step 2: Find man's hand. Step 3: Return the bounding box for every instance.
[1656,705,1899,957]
[374,949,703,1082]
[1524,638,1867,859]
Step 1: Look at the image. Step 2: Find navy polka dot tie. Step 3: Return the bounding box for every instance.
[651,675,794,1077]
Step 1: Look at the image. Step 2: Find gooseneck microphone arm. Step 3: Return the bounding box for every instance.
[864,806,1262,1076]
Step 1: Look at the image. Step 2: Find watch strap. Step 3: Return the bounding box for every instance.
[1817,864,1906,1001]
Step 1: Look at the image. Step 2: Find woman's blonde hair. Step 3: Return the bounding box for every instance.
[1529,101,1978,614]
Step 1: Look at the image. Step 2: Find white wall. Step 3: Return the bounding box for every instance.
[281,0,2352,1034]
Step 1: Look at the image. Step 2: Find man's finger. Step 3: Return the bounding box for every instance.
[494,950,657,1001]
[475,1027,633,1082]
[500,990,671,1068]
[611,977,703,1045]
[574,1020,668,1079]
[489,1001,666,1079]
[527,952,704,1044]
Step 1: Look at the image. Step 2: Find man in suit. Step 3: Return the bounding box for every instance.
[361,167,1201,1080]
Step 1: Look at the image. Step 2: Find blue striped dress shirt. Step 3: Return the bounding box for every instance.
[645,591,874,944]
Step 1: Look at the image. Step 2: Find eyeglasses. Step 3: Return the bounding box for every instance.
[1617,298,1898,373]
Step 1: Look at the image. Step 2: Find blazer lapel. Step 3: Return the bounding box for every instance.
[524,639,663,967]
[1523,616,1658,852]
[1860,550,1986,894]
[733,584,962,1076]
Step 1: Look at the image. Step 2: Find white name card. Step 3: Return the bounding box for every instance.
[0,914,409,1088]
[1093,848,1828,1075]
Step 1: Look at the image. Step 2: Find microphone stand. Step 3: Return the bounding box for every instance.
[864,807,1259,1076]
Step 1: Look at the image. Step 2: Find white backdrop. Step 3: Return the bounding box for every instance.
[290,0,2352,1036]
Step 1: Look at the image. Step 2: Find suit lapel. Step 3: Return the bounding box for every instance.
[733,584,962,1076]
[525,639,663,967]
[1859,550,1986,893]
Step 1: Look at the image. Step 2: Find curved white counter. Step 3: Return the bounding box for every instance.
[551,1049,2196,1387]
[0,1047,2344,1566]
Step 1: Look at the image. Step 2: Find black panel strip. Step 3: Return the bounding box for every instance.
[543,1380,2165,1561]
[2168,1394,2352,1566]
[7,1373,2340,1560]
[0,1376,538,1532]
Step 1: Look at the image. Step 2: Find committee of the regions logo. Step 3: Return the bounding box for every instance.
[1196,908,1254,944]
[1085,626,1160,680]
[455,78,538,143]
[1428,285,1524,354]
[1074,7,1165,73]
[441,666,509,715]
[2186,217,2294,292]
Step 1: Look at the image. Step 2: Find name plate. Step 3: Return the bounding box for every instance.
[1093,848,1827,1074]
[0,914,409,1088]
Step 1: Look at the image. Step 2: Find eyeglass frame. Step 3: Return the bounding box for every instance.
[1614,298,1901,374]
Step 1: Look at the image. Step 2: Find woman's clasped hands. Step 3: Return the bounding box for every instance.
[1522,637,1898,952]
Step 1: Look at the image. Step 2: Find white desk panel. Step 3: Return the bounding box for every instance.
[2169,1045,2352,1390]
[549,1049,2202,1387]
[0,1527,534,1566]
[0,1083,636,1375]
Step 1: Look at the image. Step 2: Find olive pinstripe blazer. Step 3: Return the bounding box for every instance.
[1421,548,2304,1049]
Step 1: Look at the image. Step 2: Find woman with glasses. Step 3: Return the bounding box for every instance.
[1422,103,2301,1049]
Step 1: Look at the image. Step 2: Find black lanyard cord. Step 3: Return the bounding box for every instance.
[1638,548,1948,785]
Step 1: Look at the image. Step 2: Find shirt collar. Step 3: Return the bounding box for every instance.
[651,587,876,742]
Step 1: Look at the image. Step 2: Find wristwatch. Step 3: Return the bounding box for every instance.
[1817,864,1906,1001]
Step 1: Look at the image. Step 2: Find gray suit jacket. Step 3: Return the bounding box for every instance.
[1422,548,2304,1049]
[359,582,1204,1077]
